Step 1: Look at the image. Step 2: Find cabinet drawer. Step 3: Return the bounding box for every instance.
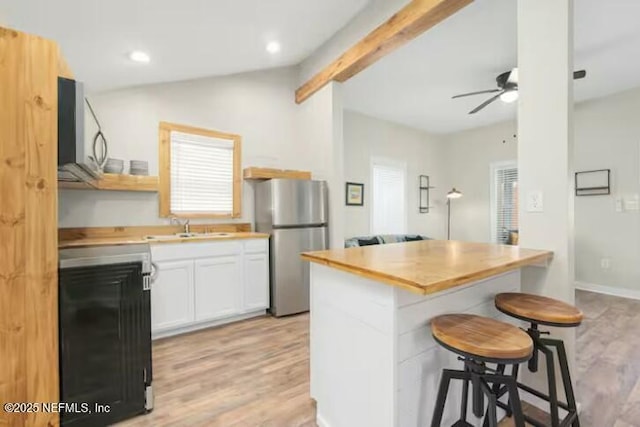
[244,239,268,254]
[151,241,243,261]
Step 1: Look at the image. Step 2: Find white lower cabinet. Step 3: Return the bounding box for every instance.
[243,253,269,311]
[150,260,195,331]
[194,255,242,321]
[150,239,269,339]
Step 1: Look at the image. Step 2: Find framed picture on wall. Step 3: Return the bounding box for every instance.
[345,182,364,206]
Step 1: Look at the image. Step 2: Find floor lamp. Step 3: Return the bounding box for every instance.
[447,188,462,240]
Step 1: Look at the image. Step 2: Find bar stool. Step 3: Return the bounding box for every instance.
[430,314,533,427]
[495,293,583,427]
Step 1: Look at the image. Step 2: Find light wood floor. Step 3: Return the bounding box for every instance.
[117,314,315,427]
[118,290,640,427]
[574,290,640,427]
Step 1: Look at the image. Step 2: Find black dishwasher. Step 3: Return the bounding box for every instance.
[59,244,154,427]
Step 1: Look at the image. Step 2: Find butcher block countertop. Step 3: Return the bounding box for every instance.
[59,232,269,249]
[301,240,553,296]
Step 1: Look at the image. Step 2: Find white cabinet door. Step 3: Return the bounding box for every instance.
[194,256,242,321]
[244,252,269,311]
[151,260,194,333]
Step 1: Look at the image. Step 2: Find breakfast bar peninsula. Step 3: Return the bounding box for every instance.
[301,240,553,427]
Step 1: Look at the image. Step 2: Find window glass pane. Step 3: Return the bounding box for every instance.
[494,166,519,244]
[170,131,234,214]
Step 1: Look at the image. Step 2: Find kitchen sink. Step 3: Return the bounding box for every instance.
[144,235,179,240]
[175,232,199,238]
[144,232,232,240]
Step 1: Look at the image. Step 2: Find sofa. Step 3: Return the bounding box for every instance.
[345,234,431,248]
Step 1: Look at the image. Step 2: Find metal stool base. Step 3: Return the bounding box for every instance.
[431,358,526,427]
[498,324,580,427]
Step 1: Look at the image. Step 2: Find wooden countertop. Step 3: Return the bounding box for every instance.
[301,240,553,295]
[59,232,269,249]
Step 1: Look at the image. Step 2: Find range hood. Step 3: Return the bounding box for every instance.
[57,77,101,185]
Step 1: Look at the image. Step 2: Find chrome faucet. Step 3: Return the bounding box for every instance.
[170,216,190,234]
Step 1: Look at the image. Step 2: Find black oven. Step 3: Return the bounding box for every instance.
[58,244,153,426]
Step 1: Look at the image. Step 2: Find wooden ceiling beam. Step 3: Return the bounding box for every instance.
[295,0,473,104]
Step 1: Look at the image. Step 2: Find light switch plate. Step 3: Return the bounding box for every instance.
[527,191,544,213]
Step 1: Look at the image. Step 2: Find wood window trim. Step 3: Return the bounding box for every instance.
[158,121,242,219]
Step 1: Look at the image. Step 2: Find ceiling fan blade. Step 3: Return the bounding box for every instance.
[452,89,501,99]
[469,91,505,115]
[573,70,586,79]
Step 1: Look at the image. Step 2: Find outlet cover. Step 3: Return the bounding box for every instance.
[526,191,544,213]
[625,198,640,211]
[615,198,624,212]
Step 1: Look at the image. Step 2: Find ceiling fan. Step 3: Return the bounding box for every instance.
[452,68,587,114]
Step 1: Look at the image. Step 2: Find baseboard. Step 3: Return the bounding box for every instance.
[575,281,640,301]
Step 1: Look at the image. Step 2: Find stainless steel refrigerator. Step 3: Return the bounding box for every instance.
[255,179,329,317]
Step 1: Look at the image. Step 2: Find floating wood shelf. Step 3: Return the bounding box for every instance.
[58,173,159,192]
[243,167,311,180]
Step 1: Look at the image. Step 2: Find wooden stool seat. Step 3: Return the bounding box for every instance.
[431,314,533,363]
[495,293,584,327]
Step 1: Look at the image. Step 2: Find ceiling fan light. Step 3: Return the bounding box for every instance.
[500,91,519,103]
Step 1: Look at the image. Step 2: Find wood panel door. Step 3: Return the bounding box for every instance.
[151,260,194,332]
[194,256,242,321]
[0,27,60,427]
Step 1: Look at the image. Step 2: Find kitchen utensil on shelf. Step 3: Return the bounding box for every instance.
[130,160,149,176]
[104,158,124,174]
[85,98,108,171]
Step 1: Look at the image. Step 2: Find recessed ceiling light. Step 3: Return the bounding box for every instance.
[266,41,281,54]
[129,51,151,63]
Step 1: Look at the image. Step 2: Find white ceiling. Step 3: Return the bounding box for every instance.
[0,0,369,92]
[4,0,639,135]
[343,0,640,134]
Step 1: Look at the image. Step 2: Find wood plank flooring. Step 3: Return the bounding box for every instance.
[575,290,640,427]
[117,314,315,427]
[118,290,640,426]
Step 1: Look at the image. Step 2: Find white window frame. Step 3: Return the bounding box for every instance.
[370,156,408,235]
[490,160,518,243]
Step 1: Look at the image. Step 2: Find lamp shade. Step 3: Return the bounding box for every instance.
[500,90,519,103]
[447,188,463,199]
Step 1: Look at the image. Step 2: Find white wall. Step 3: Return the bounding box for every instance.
[297,82,346,249]
[573,88,640,294]
[60,65,447,249]
[60,67,303,227]
[442,120,518,242]
[444,86,640,294]
[343,110,448,239]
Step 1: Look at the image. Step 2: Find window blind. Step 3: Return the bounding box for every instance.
[371,162,406,235]
[494,166,519,244]
[170,131,234,214]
